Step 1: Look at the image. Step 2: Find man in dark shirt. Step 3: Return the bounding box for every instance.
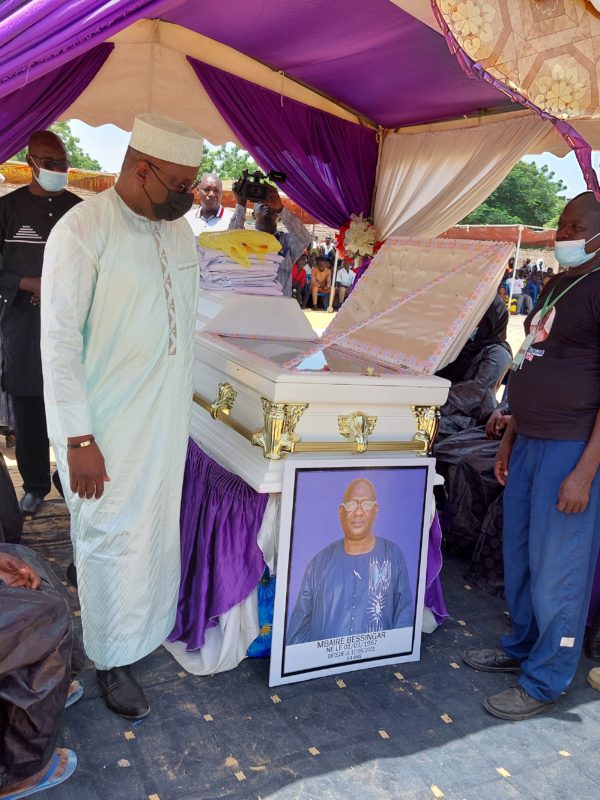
[463,191,600,720]
[0,131,81,515]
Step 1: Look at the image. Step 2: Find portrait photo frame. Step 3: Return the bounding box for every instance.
[269,454,435,687]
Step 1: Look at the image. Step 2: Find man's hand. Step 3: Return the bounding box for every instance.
[557,468,593,514]
[67,441,110,499]
[231,179,246,207]
[0,553,41,589]
[486,409,511,440]
[266,185,283,212]
[19,276,41,305]
[494,436,513,486]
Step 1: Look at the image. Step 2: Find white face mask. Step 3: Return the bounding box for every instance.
[555,231,600,268]
[34,165,68,193]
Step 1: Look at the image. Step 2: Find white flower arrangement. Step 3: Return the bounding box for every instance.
[343,213,377,257]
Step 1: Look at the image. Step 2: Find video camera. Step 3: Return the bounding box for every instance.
[235,169,287,204]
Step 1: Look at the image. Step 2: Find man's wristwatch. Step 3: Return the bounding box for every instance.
[67,436,95,449]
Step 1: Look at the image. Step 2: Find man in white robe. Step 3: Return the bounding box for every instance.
[40,114,203,719]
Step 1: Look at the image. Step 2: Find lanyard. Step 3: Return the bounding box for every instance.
[537,266,600,320]
[510,266,600,372]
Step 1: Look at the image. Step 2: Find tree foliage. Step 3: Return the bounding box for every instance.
[460,161,567,227]
[11,122,102,170]
[199,143,259,179]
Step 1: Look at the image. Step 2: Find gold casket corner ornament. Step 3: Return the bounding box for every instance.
[252,399,309,460]
[210,382,237,419]
[338,412,378,454]
[411,405,441,455]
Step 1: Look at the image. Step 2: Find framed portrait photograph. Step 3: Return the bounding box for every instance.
[269,455,435,686]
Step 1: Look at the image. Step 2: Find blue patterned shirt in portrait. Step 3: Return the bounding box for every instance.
[287,537,414,644]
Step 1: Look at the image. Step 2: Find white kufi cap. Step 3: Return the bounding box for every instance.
[129,113,203,167]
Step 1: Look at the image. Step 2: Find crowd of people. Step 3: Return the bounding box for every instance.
[499,256,555,314]
[3,113,600,795]
[291,245,355,310]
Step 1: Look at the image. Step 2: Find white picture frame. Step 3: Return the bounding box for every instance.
[269,454,435,686]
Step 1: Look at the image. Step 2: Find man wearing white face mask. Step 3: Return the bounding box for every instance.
[0,131,80,516]
[463,191,600,720]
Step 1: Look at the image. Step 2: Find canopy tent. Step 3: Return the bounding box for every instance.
[1,0,596,232]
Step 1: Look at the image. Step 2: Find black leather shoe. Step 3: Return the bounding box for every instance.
[483,685,555,720]
[66,562,78,588]
[19,492,43,516]
[462,647,521,673]
[96,666,150,719]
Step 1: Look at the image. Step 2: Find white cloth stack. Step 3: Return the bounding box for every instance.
[199,247,283,296]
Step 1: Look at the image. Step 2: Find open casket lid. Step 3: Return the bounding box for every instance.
[281,237,513,376]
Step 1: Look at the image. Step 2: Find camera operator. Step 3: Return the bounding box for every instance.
[229,180,310,297]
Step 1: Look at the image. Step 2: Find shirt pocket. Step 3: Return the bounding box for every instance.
[176,260,198,272]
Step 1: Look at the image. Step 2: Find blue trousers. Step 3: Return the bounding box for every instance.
[502,436,600,701]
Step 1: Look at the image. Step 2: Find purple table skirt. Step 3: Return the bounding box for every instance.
[170,440,448,650]
[425,513,449,625]
[168,441,268,651]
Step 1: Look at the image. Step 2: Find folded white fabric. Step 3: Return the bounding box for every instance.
[198,246,284,296]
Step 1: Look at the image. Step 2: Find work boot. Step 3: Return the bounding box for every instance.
[588,668,600,691]
[483,685,555,721]
[585,612,600,661]
[462,647,521,673]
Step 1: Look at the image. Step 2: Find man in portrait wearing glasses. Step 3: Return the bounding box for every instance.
[0,130,80,516]
[287,478,414,644]
[40,114,202,720]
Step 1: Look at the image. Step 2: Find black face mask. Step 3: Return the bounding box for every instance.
[144,164,195,221]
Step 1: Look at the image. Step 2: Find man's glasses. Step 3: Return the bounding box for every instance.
[29,154,71,171]
[147,161,199,195]
[340,499,378,513]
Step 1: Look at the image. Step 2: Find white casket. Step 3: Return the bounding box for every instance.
[191,237,513,493]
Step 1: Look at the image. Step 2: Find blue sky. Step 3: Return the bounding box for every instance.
[70,119,594,199]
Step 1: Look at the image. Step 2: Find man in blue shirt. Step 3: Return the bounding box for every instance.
[287,478,414,644]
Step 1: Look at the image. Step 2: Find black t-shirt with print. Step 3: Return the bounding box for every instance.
[0,186,81,394]
[508,269,600,441]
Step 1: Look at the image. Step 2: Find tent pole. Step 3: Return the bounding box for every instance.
[508,224,523,312]
[370,126,385,221]
[328,250,339,313]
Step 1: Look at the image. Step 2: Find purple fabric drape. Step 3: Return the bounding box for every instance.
[0,0,181,100]
[188,58,377,229]
[169,440,268,651]
[425,513,449,625]
[0,44,113,163]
